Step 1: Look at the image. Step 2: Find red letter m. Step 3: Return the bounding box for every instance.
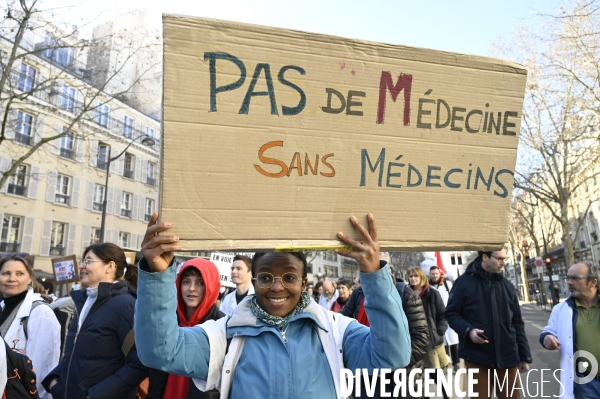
[376,72,412,125]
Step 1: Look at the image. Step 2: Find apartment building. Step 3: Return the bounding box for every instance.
[0,14,160,274]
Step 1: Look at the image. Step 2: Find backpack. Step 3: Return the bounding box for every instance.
[3,341,40,398]
[121,329,149,399]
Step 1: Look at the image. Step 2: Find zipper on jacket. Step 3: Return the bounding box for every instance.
[64,331,79,399]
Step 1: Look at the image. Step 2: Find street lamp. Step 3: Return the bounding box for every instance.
[99,134,156,243]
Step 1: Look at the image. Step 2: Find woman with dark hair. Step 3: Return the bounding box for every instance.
[42,243,148,399]
[135,212,411,399]
[312,281,323,302]
[147,258,223,399]
[0,254,60,399]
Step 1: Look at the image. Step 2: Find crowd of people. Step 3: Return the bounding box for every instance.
[0,212,598,399]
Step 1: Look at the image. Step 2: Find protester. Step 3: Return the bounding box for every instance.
[1,340,40,398]
[148,258,223,399]
[42,243,148,399]
[408,266,449,399]
[446,249,532,399]
[312,281,323,302]
[41,280,57,302]
[341,267,429,398]
[219,255,254,317]
[330,279,352,312]
[135,212,411,398]
[319,280,338,309]
[428,264,460,371]
[0,254,61,399]
[540,261,600,399]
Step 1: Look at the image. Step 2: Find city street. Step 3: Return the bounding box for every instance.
[428,304,561,398]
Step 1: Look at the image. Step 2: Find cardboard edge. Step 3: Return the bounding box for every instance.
[162,13,527,75]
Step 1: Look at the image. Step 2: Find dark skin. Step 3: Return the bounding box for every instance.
[141,213,381,317]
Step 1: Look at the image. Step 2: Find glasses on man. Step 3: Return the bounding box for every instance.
[253,272,302,289]
[565,275,589,282]
[489,255,509,262]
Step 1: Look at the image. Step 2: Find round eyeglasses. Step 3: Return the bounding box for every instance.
[253,272,302,289]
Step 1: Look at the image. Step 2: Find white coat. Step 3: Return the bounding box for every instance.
[1,288,61,399]
[431,279,459,346]
[219,284,255,317]
[541,298,577,399]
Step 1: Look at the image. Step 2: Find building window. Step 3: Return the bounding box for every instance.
[50,221,66,256]
[146,126,155,138]
[55,174,70,204]
[17,63,36,92]
[145,198,154,222]
[121,192,132,218]
[93,184,104,211]
[119,232,130,248]
[123,153,134,179]
[123,115,134,138]
[61,86,76,112]
[15,111,33,146]
[59,131,75,159]
[90,227,100,245]
[324,265,338,278]
[146,162,156,186]
[7,165,27,196]
[96,103,109,127]
[1,215,22,252]
[97,143,109,170]
[44,35,74,67]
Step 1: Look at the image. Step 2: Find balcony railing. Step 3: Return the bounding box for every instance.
[59,148,75,160]
[15,132,32,146]
[121,209,131,218]
[144,213,152,222]
[7,184,26,196]
[146,177,156,187]
[123,169,133,179]
[55,193,70,204]
[33,42,90,80]
[0,242,20,252]
[93,202,104,212]
[49,245,65,256]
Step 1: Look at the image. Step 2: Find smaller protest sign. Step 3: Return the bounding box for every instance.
[210,252,254,288]
[51,255,79,283]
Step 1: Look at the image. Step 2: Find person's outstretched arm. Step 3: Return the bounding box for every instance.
[134,213,212,379]
[335,214,411,371]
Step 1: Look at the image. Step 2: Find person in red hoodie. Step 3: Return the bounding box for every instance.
[147,258,224,399]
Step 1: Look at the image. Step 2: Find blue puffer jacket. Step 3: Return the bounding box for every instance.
[41,281,149,399]
[445,259,532,368]
[135,260,411,399]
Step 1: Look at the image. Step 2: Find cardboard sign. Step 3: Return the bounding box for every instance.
[51,255,79,283]
[161,15,527,251]
[209,252,254,288]
[124,252,137,265]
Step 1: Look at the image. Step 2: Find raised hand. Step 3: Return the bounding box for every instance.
[140,212,181,272]
[335,213,380,274]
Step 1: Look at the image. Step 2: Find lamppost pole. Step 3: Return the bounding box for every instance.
[99,134,155,243]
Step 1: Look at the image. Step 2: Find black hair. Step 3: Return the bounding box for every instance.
[478,251,493,260]
[41,280,55,294]
[337,278,353,289]
[429,266,440,271]
[251,252,307,278]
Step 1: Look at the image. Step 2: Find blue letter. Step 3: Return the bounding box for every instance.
[444,168,463,189]
[494,169,514,198]
[386,155,405,188]
[240,63,278,115]
[426,166,442,187]
[407,165,422,187]
[204,52,246,112]
[278,65,306,116]
[360,149,386,187]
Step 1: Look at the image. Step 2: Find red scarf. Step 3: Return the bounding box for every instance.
[164,258,220,398]
[412,284,430,300]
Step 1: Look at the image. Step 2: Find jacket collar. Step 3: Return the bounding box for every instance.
[71,280,130,306]
[466,258,503,283]
[226,296,328,337]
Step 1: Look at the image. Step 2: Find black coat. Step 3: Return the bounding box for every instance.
[340,283,429,367]
[146,304,225,399]
[421,285,448,349]
[42,281,149,399]
[445,259,532,368]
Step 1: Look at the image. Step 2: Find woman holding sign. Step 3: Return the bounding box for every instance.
[135,213,411,399]
[0,254,61,399]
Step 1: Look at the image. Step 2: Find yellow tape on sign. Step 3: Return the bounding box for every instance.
[275,245,353,253]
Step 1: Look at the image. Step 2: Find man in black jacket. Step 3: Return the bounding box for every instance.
[446,250,532,399]
[340,276,429,398]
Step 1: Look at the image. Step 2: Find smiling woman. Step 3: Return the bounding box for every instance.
[0,254,61,399]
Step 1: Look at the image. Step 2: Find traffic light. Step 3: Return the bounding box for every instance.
[450,254,456,265]
[545,256,552,266]
[457,253,463,265]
